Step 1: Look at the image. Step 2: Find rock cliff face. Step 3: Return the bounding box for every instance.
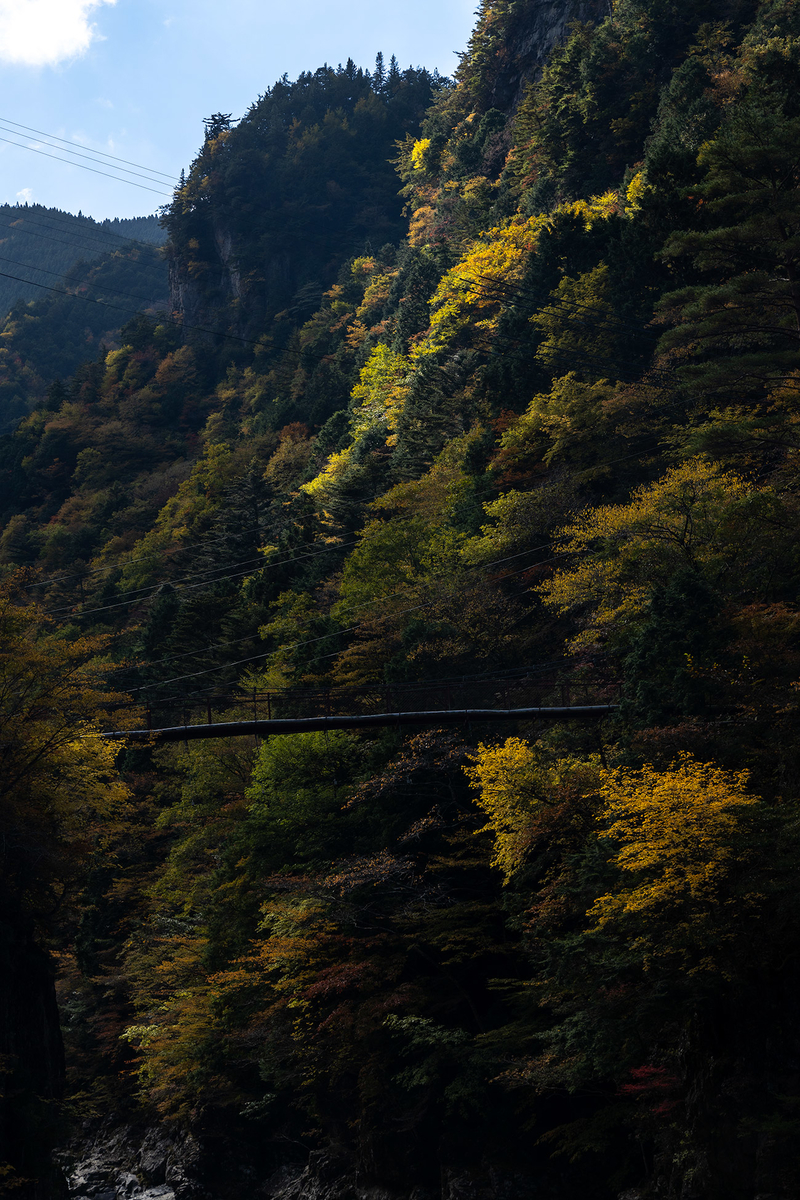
[167,218,248,340]
[482,0,612,110]
[167,0,611,341]
[63,1121,202,1200]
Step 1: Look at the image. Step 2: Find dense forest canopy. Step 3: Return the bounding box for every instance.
[0,205,169,435]
[164,59,447,336]
[0,241,169,434]
[0,204,164,314]
[3,4,800,1198]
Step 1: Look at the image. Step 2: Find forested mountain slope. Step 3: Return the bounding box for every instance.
[0,242,169,434]
[165,61,445,335]
[3,3,800,1198]
[0,205,164,314]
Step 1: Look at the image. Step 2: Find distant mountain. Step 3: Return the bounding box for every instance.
[98,214,166,244]
[0,239,169,432]
[0,203,166,316]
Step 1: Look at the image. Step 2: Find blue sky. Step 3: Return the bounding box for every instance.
[0,0,477,220]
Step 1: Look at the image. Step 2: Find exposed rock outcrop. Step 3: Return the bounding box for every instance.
[62,1130,542,1200]
[482,0,612,111]
[63,1122,202,1200]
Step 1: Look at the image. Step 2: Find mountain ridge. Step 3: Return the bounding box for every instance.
[2,3,800,1197]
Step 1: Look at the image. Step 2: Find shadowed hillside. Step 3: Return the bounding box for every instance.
[3,5,800,1197]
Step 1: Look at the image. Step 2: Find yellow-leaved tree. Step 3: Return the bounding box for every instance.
[590,754,761,973]
[539,457,788,647]
[466,739,768,982]
[465,738,601,882]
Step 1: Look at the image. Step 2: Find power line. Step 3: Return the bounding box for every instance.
[37,536,572,690]
[0,133,172,197]
[0,116,179,182]
[0,257,344,360]
[26,527,266,591]
[0,251,167,309]
[2,231,651,382]
[45,426,662,642]
[175,656,573,698]
[27,418,662,612]
[133,640,574,692]
[0,266,263,350]
[0,122,175,190]
[51,515,576,629]
[129,550,576,697]
[469,272,657,337]
[109,434,665,691]
[12,209,167,252]
[0,215,167,279]
[43,537,362,620]
[42,553,273,616]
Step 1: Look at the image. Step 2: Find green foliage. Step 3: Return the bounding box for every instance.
[243,732,361,871]
[164,62,442,329]
[656,35,800,399]
[0,241,168,433]
[511,1,699,203]
[620,567,726,723]
[8,6,800,1198]
[0,203,164,317]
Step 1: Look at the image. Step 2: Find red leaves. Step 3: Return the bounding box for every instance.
[618,1065,681,1116]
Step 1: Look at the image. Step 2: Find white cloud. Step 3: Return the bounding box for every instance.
[0,0,117,67]
[16,186,33,201]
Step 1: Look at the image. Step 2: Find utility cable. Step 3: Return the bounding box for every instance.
[153,656,575,704]
[0,116,179,182]
[0,266,266,349]
[9,209,166,253]
[0,251,167,308]
[107,537,574,680]
[25,519,292,590]
[218,570,564,694]
[128,549,579,697]
[103,433,664,685]
[148,565,558,704]
[30,419,662,607]
[0,216,167,280]
[43,537,361,619]
[42,552,278,616]
[26,526,273,590]
[0,133,172,197]
[0,122,176,189]
[468,273,657,337]
[52,522,577,627]
[150,656,578,708]
[0,243,660,377]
